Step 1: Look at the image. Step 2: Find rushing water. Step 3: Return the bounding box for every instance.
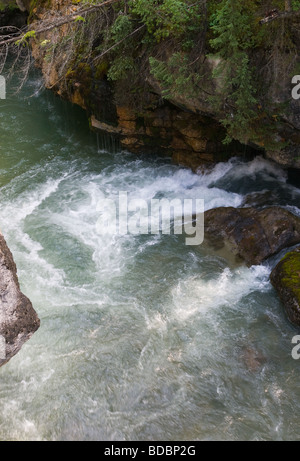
[0,75,300,441]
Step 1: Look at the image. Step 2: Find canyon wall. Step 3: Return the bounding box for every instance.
[20,0,300,172]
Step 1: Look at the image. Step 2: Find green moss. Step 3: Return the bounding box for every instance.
[279,251,300,300]
[95,61,109,80]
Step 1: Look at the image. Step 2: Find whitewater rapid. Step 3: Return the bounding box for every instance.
[0,81,299,440]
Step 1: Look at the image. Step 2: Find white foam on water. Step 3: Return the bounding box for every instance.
[1,176,64,224]
[211,156,288,184]
[171,265,271,322]
[0,174,73,310]
[0,397,42,441]
[145,312,168,332]
[124,165,243,211]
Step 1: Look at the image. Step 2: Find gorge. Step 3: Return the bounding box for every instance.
[0,0,299,442]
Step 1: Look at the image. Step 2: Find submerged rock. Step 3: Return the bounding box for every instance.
[0,232,40,367]
[270,247,300,326]
[204,206,300,266]
[241,346,267,373]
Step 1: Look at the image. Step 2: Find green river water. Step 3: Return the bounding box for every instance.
[0,75,300,441]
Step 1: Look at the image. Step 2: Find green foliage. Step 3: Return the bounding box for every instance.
[210,1,258,54]
[219,55,258,144]
[32,0,299,150]
[107,55,135,81]
[40,39,50,47]
[292,0,300,10]
[98,0,205,97]
[149,53,202,99]
[110,14,133,42]
[98,13,136,81]
[74,15,86,22]
[16,30,37,46]
[129,0,202,41]
[209,0,260,144]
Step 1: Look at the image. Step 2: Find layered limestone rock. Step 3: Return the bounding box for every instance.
[0,232,40,367]
[91,105,251,171]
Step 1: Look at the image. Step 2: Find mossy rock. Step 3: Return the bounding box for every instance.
[270,247,300,326]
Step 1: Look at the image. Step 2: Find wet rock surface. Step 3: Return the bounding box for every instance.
[91,104,254,171]
[204,206,300,266]
[0,232,40,367]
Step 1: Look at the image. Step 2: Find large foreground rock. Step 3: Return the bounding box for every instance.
[270,247,300,326]
[0,233,40,367]
[204,207,300,266]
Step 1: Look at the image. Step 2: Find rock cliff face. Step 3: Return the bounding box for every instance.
[29,20,257,170]
[23,0,300,172]
[90,105,253,171]
[0,232,40,367]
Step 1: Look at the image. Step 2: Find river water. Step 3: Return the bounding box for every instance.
[0,76,300,441]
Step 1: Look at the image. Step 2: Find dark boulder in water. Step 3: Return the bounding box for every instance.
[0,232,40,367]
[204,206,300,266]
[270,247,300,327]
